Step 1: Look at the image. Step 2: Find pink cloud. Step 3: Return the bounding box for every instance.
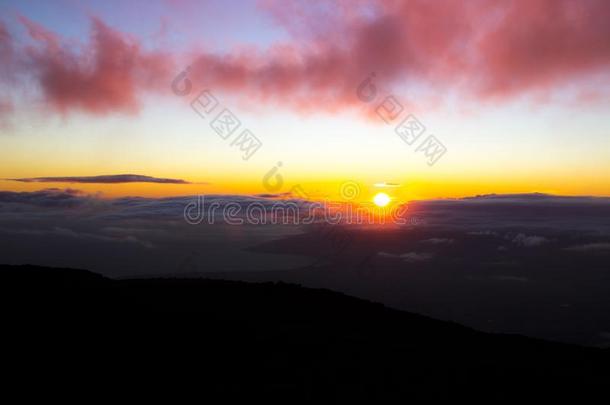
[6,0,610,117]
[0,99,13,113]
[187,0,610,110]
[0,99,13,128]
[21,17,174,115]
[475,0,610,98]
[0,21,17,83]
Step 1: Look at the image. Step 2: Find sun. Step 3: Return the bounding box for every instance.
[373,192,391,207]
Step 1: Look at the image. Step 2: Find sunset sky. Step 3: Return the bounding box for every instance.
[1,0,609,202]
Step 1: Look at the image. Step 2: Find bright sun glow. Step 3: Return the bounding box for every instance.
[373,192,391,207]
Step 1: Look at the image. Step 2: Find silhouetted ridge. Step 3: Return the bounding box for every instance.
[1,264,608,403]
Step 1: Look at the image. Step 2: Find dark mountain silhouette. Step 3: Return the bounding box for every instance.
[2,264,609,402]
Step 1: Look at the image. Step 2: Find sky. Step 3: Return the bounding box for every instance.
[0,0,609,202]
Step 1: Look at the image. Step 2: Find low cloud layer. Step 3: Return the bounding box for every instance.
[2,188,608,347]
[0,189,608,284]
[0,188,88,208]
[407,193,610,232]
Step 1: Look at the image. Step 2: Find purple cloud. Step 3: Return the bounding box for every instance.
[9,174,193,184]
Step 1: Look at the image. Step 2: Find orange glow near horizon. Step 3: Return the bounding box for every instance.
[1,1,610,206]
[1,175,609,201]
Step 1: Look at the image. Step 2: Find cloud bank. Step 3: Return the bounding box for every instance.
[406,193,610,232]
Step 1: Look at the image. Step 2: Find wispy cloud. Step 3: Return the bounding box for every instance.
[254,192,293,198]
[511,233,549,247]
[378,251,433,262]
[421,238,454,245]
[374,182,400,188]
[564,243,610,252]
[9,174,193,184]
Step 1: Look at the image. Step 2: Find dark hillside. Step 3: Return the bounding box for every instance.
[1,264,608,402]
